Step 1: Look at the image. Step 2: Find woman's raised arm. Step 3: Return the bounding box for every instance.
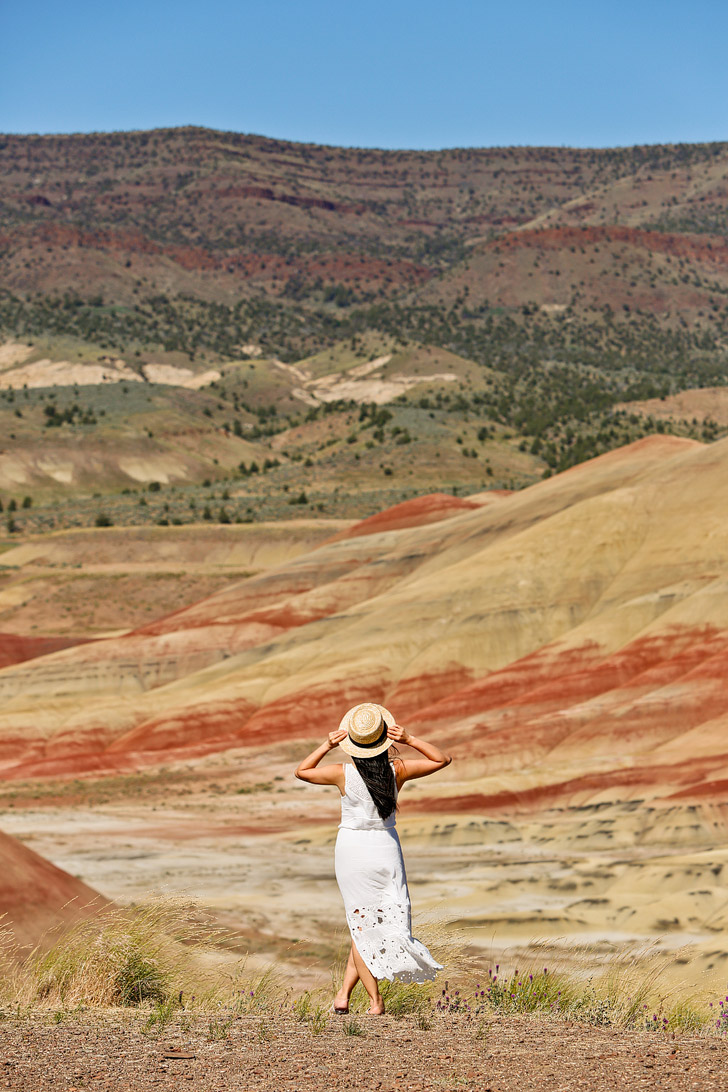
[387,724,452,784]
[294,727,348,791]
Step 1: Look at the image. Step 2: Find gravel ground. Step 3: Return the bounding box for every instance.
[0,1012,727,1091]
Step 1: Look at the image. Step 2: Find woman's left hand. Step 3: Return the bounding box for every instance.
[387,723,411,745]
[327,727,348,749]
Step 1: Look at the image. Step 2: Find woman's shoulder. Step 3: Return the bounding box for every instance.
[391,756,405,782]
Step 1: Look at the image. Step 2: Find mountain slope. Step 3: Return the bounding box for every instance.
[2,129,728,344]
[2,128,728,525]
[0,828,106,949]
[1,433,726,817]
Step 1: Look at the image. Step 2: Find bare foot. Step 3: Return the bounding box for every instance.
[367,997,385,1015]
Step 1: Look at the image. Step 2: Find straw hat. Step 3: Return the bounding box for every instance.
[338,702,395,758]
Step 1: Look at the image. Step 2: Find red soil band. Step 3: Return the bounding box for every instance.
[405,752,728,816]
[0,632,90,669]
[494,224,728,267]
[328,493,483,542]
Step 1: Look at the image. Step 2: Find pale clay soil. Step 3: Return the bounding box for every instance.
[0,1013,727,1092]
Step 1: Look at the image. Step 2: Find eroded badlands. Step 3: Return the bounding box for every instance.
[3,435,728,988]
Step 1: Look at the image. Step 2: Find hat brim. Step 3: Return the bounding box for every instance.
[339,735,394,758]
[338,703,395,757]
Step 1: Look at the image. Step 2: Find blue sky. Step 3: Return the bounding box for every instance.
[2,0,727,149]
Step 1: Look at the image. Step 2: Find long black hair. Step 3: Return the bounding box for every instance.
[352,749,398,820]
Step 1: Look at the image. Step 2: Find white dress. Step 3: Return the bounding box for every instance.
[334,762,442,983]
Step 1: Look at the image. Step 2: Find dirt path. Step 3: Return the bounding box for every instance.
[0,1012,726,1091]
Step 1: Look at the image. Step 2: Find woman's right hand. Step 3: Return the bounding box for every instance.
[327,727,348,749]
[387,723,411,745]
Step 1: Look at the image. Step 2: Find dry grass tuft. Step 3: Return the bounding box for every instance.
[437,944,715,1035]
[1,895,236,1010]
[581,946,709,1033]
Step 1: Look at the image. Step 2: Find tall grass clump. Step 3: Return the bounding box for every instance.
[379,977,433,1017]
[226,965,290,1016]
[2,896,227,1009]
[453,964,579,1017]
[580,948,710,1034]
[435,950,716,1035]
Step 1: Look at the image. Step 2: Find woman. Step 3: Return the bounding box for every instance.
[294,701,452,1015]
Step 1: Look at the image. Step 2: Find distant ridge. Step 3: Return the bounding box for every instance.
[1,127,727,523]
[2,127,728,328]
